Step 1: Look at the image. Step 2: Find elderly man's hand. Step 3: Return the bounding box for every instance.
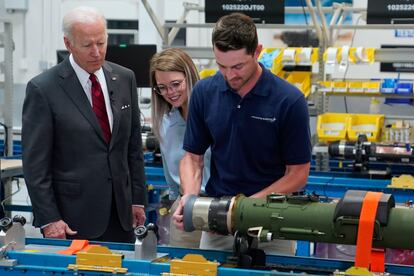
[132,206,146,228]
[43,220,77,239]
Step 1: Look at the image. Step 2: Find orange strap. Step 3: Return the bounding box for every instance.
[354,191,383,269]
[371,248,385,272]
[58,239,89,255]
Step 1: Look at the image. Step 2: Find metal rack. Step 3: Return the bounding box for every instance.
[141,0,338,59]
[139,2,414,171]
[317,47,414,115]
[0,19,14,157]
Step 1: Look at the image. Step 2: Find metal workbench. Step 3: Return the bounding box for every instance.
[0,159,23,180]
[1,238,413,275]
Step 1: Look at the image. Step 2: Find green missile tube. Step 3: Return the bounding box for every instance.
[183,190,414,250]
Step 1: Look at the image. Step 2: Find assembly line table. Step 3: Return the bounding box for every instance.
[0,159,23,180]
[0,158,23,217]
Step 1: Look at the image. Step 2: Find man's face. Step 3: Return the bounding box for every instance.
[64,20,107,74]
[213,46,261,92]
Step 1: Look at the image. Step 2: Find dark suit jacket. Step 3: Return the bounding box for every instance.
[22,57,147,238]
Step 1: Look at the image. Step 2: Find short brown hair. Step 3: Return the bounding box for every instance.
[212,13,258,55]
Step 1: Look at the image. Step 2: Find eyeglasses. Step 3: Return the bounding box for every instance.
[153,79,185,95]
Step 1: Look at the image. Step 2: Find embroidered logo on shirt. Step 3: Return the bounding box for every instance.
[251,115,276,123]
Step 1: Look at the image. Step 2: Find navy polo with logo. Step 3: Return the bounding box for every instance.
[183,64,312,197]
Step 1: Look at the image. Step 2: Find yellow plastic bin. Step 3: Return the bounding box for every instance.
[271,50,284,76]
[258,48,283,75]
[296,47,317,65]
[282,47,300,65]
[258,48,279,60]
[277,70,288,79]
[199,69,217,79]
[286,71,311,98]
[347,113,385,142]
[317,113,349,142]
[333,81,348,93]
[364,81,381,93]
[318,81,333,92]
[348,81,364,93]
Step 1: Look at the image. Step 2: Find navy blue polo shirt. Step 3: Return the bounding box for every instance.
[183,64,312,197]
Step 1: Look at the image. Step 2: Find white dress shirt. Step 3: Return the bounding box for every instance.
[69,54,113,131]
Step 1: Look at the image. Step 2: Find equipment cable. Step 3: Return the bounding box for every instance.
[342,15,362,113]
[0,121,8,156]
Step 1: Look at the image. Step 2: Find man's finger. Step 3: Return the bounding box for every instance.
[65,225,78,236]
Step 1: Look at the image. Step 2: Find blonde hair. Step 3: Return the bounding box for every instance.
[150,48,199,141]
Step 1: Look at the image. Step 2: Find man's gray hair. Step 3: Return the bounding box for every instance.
[62,6,107,41]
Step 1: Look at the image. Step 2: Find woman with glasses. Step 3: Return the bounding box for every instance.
[149,48,211,248]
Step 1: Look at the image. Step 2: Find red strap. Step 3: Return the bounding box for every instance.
[58,239,89,255]
[371,248,385,272]
[354,191,383,269]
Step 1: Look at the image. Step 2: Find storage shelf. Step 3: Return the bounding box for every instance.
[323,92,414,99]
